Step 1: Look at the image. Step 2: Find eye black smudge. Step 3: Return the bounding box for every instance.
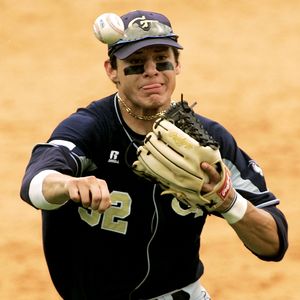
[124,65,144,75]
[156,62,174,71]
[123,61,174,75]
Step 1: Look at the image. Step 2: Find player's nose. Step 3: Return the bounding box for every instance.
[143,60,158,76]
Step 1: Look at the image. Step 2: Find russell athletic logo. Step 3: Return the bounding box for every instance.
[108,150,120,164]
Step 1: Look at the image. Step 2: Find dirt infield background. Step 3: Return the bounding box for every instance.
[1,1,299,299]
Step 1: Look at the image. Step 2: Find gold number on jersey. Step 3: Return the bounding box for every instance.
[101,191,132,234]
[78,190,132,235]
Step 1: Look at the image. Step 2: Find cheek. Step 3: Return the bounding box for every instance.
[167,73,177,93]
[117,76,137,93]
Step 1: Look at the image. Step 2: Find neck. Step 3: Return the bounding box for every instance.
[117,93,166,121]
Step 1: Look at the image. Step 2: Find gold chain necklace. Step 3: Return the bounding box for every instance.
[117,93,166,121]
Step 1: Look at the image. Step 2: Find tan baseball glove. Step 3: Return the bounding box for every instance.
[132,98,232,212]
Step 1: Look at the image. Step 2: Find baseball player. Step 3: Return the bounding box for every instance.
[20,10,288,300]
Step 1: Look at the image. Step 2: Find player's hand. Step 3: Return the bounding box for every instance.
[65,176,111,213]
[200,162,236,212]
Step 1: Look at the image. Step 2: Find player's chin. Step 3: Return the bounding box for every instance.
[141,86,171,101]
[146,94,171,109]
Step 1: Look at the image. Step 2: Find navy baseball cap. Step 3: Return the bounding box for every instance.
[108,10,183,59]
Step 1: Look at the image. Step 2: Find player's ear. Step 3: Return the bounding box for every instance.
[104,59,119,84]
[175,61,181,75]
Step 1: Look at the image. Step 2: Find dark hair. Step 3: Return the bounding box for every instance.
[109,47,180,70]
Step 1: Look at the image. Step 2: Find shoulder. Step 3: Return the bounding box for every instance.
[53,94,117,132]
[49,94,118,154]
[196,114,226,134]
[84,94,117,117]
[195,114,236,153]
[75,94,117,124]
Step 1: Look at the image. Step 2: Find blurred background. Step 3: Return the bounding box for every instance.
[1,0,299,299]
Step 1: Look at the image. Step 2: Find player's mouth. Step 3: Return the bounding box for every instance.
[141,83,163,91]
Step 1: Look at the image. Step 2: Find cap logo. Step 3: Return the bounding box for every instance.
[121,16,173,42]
[128,16,158,31]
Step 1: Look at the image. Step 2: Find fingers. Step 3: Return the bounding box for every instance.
[200,162,221,193]
[66,176,111,213]
[201,162,220,181]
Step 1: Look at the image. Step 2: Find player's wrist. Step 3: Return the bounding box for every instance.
[29,170,68,210]
[214,183,236,213]
[221,192,248,224]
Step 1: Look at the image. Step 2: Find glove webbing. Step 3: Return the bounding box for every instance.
[157,95,219,150]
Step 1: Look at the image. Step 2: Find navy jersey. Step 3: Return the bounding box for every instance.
[20,93,288,300]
